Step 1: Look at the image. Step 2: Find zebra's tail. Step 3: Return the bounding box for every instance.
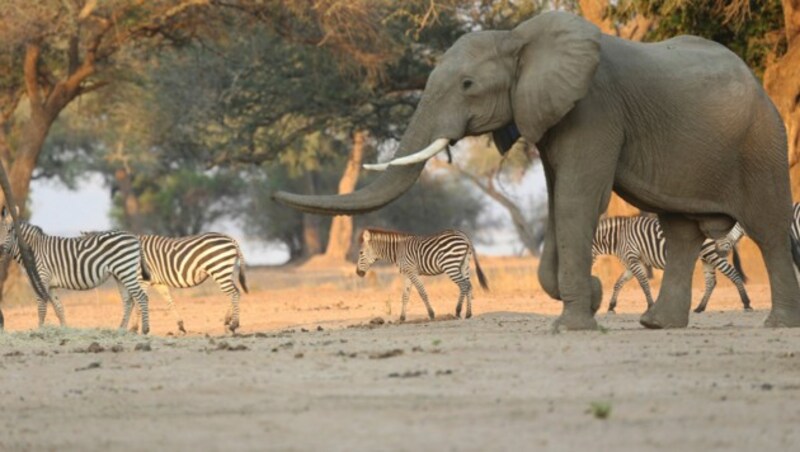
[732,246,747,284]
[472,248,489,292]
[140,254,151,282]
[236,247,249,294]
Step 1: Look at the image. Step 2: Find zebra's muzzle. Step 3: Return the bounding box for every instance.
[356,269,366,277]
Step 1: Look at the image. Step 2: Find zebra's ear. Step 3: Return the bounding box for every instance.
[0,206,6,218]
[362,230,371,242]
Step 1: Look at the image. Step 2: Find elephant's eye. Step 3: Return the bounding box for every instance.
[462,79,474,91]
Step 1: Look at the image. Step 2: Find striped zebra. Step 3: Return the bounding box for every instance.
[356,228,489,322]
[592,216,750,314]
[126,233,248,334]
[0,208,151,333]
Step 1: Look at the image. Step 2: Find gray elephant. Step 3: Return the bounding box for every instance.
[274,11,800,330]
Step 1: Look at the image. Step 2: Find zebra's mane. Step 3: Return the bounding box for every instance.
[361,228,413,243]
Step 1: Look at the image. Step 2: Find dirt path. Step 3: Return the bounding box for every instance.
[2,259,799,450]
[2,309,800,451]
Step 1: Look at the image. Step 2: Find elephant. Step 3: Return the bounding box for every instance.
[274,11,800,330]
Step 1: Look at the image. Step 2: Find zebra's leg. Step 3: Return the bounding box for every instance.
[408,273,435,320]
[735,280,753,312]
[628,260,656,310]
[132,287,150,336]
[36,277,53,327]
[694,262,716,313]
[153,284,186,334]
[465,282,474,319]
[118,276,150,335]
[640,214,705,329]
[448,262,471,319]
[116,281,136,332]
[709,254,753,312]
[400,277,412,322]
[213,274,241,333]
[50,292,66,326]
[608,269,634,313]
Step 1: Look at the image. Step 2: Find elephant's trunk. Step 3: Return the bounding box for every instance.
[272,163,425,215]
[273,107,442,215]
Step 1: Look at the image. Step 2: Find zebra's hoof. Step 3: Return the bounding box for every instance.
[227,320,239,333]
[693,307,705,314]
[465,312,472,319]
[743,306,754,312]
[177,321,187,334]
[141,326,150,335]
[399,315,406,323]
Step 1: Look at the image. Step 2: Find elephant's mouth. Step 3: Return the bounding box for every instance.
[491,122,521,155]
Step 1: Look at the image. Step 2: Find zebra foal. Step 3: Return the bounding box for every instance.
[593,216,750,313]
[126,233,248,333]
[0,208,151,333]
[356,228,488,321]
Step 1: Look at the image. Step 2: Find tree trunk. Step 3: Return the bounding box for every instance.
[0,158,53,329]
[765,0,800,197]
[114,167,145,234]
[323,130,366,260]
[302,171,324,257]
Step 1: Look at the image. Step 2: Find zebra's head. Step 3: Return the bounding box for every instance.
[0,206,17,256]
[356,230,379,277]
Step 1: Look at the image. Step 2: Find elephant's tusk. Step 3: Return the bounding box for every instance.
[362,162,390,171]
[387,138,450,166]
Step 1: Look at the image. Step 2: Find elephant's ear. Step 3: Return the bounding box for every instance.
[505,11,601,144]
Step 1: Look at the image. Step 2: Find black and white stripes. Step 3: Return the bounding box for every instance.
[135,233,248,333]
[356,228,488,321]
[593,216,750,313]
[0,211,151,334]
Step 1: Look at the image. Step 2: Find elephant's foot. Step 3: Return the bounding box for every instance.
[764,304,800,328]
[640,301,689,329]
[552,301,598,331]
[590,277,602,315]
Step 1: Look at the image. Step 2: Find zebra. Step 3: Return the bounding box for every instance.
[356,228,489,322]
[0,208,151,333]
[123,233,248,334]
[592,216,750,314]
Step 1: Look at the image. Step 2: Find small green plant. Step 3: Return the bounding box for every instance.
[589,401,612,419]
[432,339,442,346]
[598,325,610,334]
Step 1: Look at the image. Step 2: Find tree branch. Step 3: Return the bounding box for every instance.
[23,43,43,112]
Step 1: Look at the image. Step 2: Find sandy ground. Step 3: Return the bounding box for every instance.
[2,256,800,451]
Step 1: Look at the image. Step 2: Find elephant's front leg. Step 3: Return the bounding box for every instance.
[640,214,704,329]
[550,194,606,331]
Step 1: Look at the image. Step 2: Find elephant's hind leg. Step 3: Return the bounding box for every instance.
[744,213,800,327]
[640,214,704,329]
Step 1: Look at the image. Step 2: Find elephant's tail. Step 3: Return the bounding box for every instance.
[472,248,489,292]
[791,234,800,273]
[732,246,747,284]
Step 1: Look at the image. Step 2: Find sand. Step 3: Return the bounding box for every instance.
[1,256,799,451]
